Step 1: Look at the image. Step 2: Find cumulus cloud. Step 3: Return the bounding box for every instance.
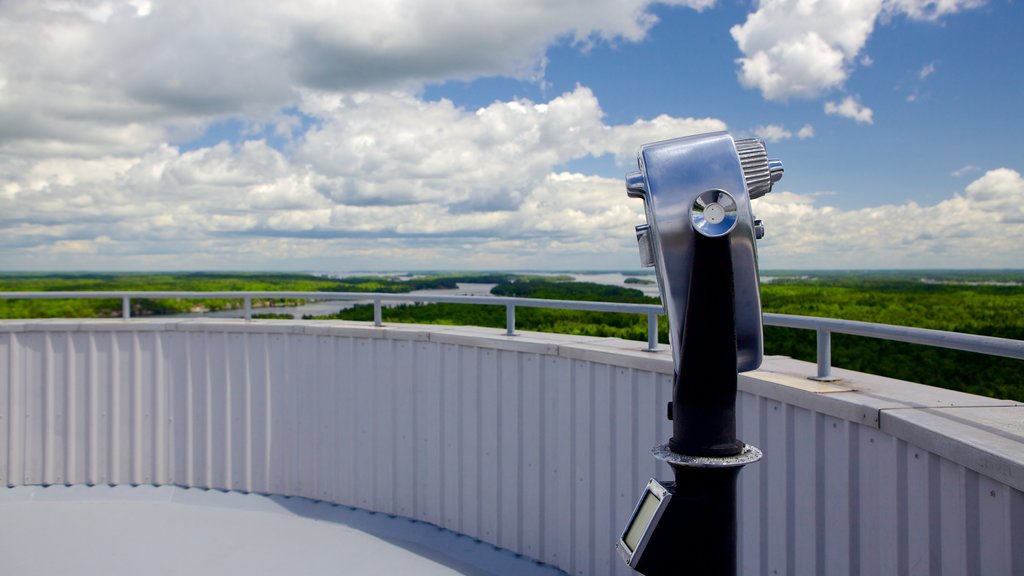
[747,123,814,143]
[885,0,987,21]
[0,86,726,269]
[0,0,715,157]
[731,0,984,101]
[7,113,1020,271]
[0,0,1008,272]
[824,96,874,124]
[293,86,723,211]
[754,168,1024,268]
[0,1,733,270]
[602,114,728,164]
[753,124,793,142]
[731,0,881,101]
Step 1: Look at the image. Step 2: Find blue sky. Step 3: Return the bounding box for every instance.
[1,0,1022,271]
[423,2,1020,210]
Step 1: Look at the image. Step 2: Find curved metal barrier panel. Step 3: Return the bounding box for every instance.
[1,320,1022,575]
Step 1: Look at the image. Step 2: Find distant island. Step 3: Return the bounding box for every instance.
[624,277,655,285]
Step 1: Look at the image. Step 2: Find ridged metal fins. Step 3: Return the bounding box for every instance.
[734,138,771,199]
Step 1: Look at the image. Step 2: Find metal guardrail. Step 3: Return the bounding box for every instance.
[0,291,664,350]
[763,313,1024,380]
[1,291,1022,380]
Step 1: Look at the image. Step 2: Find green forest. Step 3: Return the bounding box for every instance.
[1,271,1022,401]
[759,275,1024,401]
[0,272,340,318]
[315,273,1024,401]
[0,271,574,318]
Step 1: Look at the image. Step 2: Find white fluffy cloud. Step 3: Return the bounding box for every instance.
[753,168,1024,268]
[751,123,814,142]
[731,0,882,101]
[0,0,715,157]
[0,0,731,270]
[754,124,793,142]
[0,0,1012,272]
[885,0,987,21]
[824,96,874,124]
[5,104,1021,271]
[0,86,725,269]
[731,0,984,102]
[294,86,723,211]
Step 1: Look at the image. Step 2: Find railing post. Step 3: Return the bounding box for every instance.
[646,312,659,351]
[122,296,130,320]
[813,327,835,381]
[244,297,252,321]
[374,298,383,327]
[506,304,515,336]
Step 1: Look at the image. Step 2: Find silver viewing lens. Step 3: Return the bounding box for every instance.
[690,189,737,237]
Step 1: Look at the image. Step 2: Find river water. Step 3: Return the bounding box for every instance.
[169,273,660,320]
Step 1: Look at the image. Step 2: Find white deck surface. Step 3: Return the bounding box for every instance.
[0,485,565,576]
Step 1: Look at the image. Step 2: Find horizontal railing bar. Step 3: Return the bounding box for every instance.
[0,291,664,315]
[763,313,1024,361]
[2,291,1021,362]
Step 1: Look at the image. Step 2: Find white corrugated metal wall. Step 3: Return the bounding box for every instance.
[1,322,1022,575]
[736,392,1024,575]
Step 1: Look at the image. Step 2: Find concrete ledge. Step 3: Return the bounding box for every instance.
[881,405,1024,492]
[747,356,1020,421]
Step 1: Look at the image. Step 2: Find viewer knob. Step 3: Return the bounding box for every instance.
[734,138,783,200]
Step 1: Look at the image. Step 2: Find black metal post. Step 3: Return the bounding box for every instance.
[648,234,753,576]
[672,234,742,573]
[670,234,742,458]
[667,467,742,575]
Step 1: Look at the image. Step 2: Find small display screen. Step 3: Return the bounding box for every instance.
[623,489,662,553]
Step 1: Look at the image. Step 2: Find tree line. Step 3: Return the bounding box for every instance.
[2,271,1021,401]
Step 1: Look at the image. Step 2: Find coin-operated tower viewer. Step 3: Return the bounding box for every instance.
[616,132,783,576]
